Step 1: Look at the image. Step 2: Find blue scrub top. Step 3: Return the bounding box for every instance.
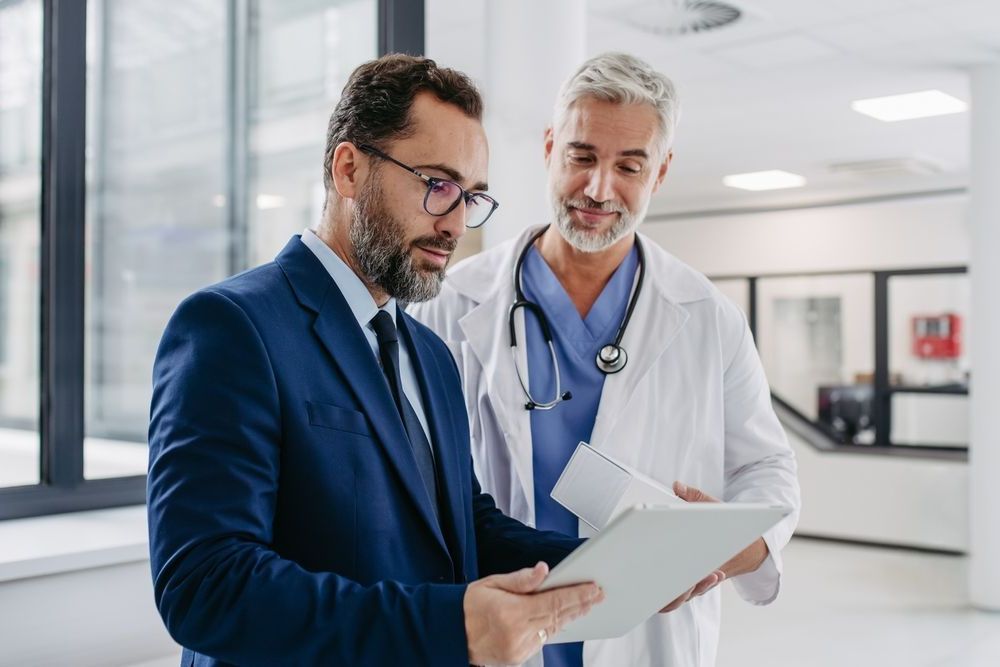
[522,243,639,667]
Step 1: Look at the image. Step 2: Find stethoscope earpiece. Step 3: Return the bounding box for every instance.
[510,226,645,410]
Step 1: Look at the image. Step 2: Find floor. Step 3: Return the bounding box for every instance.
[128,537,1000,667]
[717,538,1000,667]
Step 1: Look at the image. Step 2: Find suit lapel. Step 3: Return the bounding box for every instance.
[277,238,449,557]
[397,311,467,573]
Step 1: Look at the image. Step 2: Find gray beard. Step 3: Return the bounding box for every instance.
[349,175,454,303]
[549,189,647,253]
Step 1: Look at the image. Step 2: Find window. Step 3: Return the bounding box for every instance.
[1,0,419,520]
[0,0,42,489]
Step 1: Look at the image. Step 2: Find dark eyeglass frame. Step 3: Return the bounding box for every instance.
[358,143,499,228]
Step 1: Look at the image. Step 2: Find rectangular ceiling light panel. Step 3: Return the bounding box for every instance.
[851,90,968,122]
[722,169,807,191]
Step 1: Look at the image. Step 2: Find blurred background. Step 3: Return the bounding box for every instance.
[1,1,998,665]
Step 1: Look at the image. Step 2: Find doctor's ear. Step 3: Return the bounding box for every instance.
[330,142,368,200]
[543,127,554,167]
[652,150,673,193]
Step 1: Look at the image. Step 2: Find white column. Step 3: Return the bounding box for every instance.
[968,63,1000,610]
[482,0,586,249]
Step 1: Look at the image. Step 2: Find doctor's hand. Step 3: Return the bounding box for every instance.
[672,481,771,578]
[464,562,603,666]
[659,568,726,613]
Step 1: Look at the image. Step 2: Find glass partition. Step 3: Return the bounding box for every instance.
[886,272,970,448]
[82,0,378,479]
[756,274,874,445]
[0,0,42,488]
[729,268,968,451]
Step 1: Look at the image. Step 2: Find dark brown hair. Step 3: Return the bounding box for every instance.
[322,54,483,193]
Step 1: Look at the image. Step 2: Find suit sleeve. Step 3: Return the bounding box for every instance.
[410,299,584,577]
[147,290,468,666]
[718,301,801,605]
[470,471,583,576]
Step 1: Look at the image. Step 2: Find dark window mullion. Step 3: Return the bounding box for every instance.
[378,0,424,56]
[40,0,87,487]
[873,272,891,447]
[226,0,250,275]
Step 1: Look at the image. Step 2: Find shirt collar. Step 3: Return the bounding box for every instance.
[299,228,397,328]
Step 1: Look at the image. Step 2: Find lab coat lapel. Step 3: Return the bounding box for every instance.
[458,269,537,519]
[589,250,691,447]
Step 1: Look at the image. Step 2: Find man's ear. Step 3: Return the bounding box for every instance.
[543,126,555,168]
[651,150,673,194]
[331,142,366,200]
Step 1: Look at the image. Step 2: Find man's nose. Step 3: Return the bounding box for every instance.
[583,167,615,204]
[434,198,468,240]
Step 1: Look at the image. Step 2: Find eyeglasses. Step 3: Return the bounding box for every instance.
[358,144,499,229]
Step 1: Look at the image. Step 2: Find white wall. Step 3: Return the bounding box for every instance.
[0,560,179,667]
[643,193,969,276]
[790,431,967,551]
[0,508,179,667]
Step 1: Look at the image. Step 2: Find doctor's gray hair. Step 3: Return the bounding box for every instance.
[553,52,680,157]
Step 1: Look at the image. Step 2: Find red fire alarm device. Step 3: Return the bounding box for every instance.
[912,313,962,359]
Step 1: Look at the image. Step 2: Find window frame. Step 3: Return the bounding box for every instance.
[0,0,423,520]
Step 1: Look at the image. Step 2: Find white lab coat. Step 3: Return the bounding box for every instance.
[409,225,800,667]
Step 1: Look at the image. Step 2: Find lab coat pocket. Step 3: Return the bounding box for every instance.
[306,400,371,437]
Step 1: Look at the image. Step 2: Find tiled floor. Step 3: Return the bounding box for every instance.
[718,538,1000,667]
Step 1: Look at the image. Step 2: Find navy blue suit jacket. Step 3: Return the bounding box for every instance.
[147,237,581,666]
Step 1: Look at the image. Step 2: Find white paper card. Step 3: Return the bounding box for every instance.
[550,442,681,531]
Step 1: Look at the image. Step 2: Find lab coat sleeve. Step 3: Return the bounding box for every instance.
[718,301,801,605]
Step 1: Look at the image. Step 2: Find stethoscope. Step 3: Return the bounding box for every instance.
[508,226,646,411]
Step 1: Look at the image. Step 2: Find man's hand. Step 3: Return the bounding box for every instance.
[658,481,770,614]
[464,562,604,666]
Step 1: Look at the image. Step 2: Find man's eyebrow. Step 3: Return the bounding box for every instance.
[415,163,488,192]
[567,142,649,159]
[620,149,650,159]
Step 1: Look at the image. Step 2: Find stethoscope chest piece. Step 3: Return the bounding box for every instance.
[596,344,628,374]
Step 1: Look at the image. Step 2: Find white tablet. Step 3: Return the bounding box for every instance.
[538,503,791,644]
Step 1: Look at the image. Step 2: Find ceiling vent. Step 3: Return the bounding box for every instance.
[609,0,743,36]
[828,157,946,178]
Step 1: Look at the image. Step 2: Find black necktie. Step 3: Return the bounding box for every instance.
[370,310,440,522]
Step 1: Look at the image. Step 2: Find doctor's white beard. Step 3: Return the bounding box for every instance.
[549,185,650,254]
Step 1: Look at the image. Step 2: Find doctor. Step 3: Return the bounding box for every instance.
[410,52,801,667]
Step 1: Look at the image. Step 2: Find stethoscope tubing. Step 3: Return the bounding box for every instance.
[509,225,645,410]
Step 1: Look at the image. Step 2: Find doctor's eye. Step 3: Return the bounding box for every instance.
[618,162,642,175]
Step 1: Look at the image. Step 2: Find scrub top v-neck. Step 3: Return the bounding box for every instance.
[521,243,639,667]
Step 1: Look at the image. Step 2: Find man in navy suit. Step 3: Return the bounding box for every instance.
[147,55,603,667]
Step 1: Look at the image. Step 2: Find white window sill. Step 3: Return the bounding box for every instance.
[0,505,149,583]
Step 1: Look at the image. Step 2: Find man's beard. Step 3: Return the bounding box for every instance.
[549,184,648,253]
[350,174,457,303]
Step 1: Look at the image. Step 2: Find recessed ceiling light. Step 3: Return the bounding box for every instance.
[256,194,286,210]
[723,170,806,191]
[851,90,967,122]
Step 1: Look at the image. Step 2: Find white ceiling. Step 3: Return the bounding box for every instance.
[426,0,1000,216]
